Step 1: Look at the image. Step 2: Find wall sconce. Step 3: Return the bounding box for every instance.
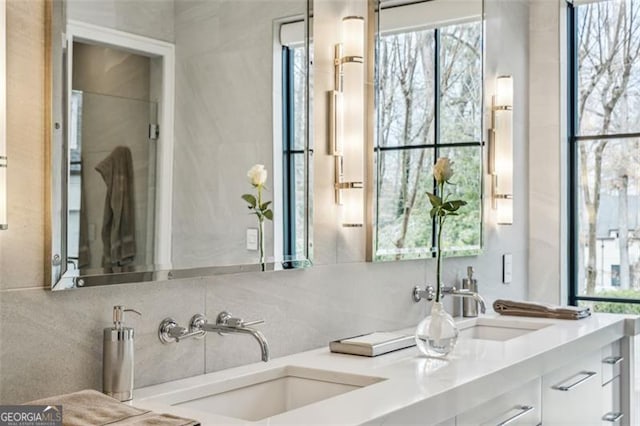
[330,16,365,207]
[489,75,513,225]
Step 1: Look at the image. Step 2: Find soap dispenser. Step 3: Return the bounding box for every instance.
[103,305,141,402]
[462,266,478,317]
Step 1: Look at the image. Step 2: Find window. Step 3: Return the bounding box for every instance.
[282,44,307,262]
[374,15,483,261]
[569,0,640,312]
[280,16,312,266]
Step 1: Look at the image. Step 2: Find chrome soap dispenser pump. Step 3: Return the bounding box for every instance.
[103,305,141,402]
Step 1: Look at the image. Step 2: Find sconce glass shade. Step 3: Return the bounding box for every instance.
[342,16,365,60]
[495,75,513,109]
[496,197,513,226]
[329,90,344,156]
[331,15,365,211]
[492,75,513,225]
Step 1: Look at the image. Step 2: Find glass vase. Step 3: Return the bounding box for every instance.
[414,301,459,357]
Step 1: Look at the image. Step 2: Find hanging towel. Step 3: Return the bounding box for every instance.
[493,299,591,320]
[96,146,136,268]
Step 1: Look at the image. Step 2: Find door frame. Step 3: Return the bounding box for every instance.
[65,20,175,269]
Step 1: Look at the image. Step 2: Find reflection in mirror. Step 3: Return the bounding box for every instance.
[52,0,312,289]
[372,0,483,261]
[68,43,160,273]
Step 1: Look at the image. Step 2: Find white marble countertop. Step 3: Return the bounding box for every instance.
[133,313,640,425]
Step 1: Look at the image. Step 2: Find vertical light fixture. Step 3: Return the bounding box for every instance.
[489,75,513,225]
[330,16,364,208]
[0,0,6,231]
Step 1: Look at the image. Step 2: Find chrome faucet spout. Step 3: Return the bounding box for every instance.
[158,312,270,361]
[237,328,270,362]
[413,285,486,314]
[200,323,270,362]
[473,293,487,314]
[191,311,269,362]
[449,289,487,314]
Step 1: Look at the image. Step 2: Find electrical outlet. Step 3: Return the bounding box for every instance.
[503,253,513,284]
[246,228,258,250]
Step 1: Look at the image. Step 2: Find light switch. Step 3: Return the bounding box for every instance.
[503,253,513,284]
[246,228,258,251]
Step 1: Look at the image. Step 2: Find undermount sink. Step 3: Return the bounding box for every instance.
[458,317,551,342]
[159,366,384,421]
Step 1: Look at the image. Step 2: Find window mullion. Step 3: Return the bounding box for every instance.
[431,28,441,256]
[282,46,296,258]
[568,1,579,306]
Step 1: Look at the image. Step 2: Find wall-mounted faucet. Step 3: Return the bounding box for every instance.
[158,311,270,362]
[413,285,487,314]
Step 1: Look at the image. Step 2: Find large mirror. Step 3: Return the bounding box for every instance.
[51,0,312,289]
[372,0,484,261]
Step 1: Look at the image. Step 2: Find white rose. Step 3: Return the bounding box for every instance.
[433,157,454,184]
[247,164,268,187]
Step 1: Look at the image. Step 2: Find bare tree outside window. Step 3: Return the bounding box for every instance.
[575,0,640,300]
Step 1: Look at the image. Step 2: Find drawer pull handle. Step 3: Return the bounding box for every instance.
[489,405,534,426]
[602,356,623,365]
[552,370,597,391]
[602,411,623,423]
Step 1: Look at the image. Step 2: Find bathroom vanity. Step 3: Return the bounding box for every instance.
[132,314,640,425]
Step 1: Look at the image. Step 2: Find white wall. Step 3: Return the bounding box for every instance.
[171,0,305,268]
[0,0,533,404]
[66,0,175,42]
[476,0,530,302]
[528,0,566,305]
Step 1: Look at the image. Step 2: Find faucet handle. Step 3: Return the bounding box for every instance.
[413,285,436,302]
[226,317,244,327]
[216,311,264,328]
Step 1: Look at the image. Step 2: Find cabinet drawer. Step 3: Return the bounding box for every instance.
[542,350,602,424]
[456,378,541,426]
[601,376,622,425]
[601,340,623,385]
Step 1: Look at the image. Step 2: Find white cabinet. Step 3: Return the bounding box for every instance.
[542,350,603,424]
[456,378,541,426]
[371,380,540,426]
[367,339,626,426]
[542,341,624,425]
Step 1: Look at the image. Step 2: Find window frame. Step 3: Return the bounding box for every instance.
[567,0,640,307]
[373,20,484,261]
[281,45,306,264]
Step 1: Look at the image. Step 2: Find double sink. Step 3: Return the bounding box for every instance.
[135,317,551,422]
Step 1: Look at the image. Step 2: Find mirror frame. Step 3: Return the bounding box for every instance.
[49,0,314,290]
